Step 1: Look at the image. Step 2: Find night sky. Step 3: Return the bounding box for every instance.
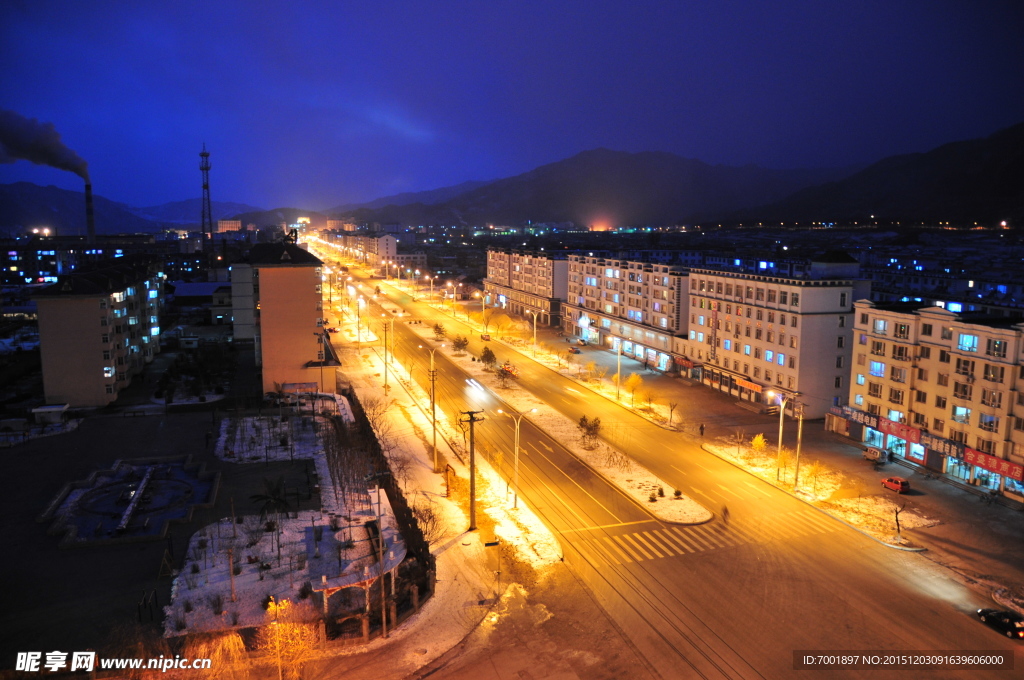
[2,1,1022,211]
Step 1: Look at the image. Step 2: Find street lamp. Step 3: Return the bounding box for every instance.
[497,408,536,509]
[527,310,538,357]
[615,338,622,401]
[766,390,801,482]
[381,314,390,391]
[356,296,365,349]
[425,275,434,304]
[314,331,325,393]
[420,344,444,472]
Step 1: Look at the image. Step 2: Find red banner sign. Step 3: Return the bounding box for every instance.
[964,448,1024,482]
[877,417,921,444]
[736,379,762,393]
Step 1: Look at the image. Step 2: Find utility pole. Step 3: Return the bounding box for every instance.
[461,410,484,531]
[381,316,389,392]
[793,402,805,490]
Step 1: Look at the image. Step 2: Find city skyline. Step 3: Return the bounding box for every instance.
[2,1,1023,210]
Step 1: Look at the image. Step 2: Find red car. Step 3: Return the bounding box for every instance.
[568,346,581,354]
[881,476,910,493]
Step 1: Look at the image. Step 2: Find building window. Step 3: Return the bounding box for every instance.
[767,290,777,303]
[860,312,869,325]
[837,336,845,349]
[917,368,928,381]
[873,318,888,334]
[933,418,944,433]
[953,382,973,400]
[868,383,883,398]
[976,437,996,453]
[105,385,114,394]
[957,334,978,352]
[915,390,927,404]
[871,340,885,356]
[835,376,843,389]
[856,373,865,385]
[836,356,844,369]
[935,395,947,409]
[920,323,932,336]
[941,327,953,340]
[955,358,975,376]
[894,323,910,339]
[867,403,880,415]
[986,338,1007,358]
[918,346,931,360]
[983,364,1005,383]
[892,345,910,361]
[981,389,1002,408]
[839,316,846,328]
[939,350,951,363]
[937,373,949,387]
[888,388,904,404]
[952,406,971,425]
[869,361,886,377]
[890,366,907,383]
[791,293,799,307]
[780,291,788,305]
[840,293,848,307]
[854,394,864,406]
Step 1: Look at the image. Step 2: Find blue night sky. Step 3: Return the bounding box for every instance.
[2,0,1023,210]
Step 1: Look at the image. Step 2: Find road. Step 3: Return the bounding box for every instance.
[319,255,1017,679]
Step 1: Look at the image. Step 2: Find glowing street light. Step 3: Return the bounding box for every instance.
[766,390,801,482]
[527,310,538,357]
[497,408,536,508]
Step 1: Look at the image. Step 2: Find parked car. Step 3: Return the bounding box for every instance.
[976,608,1024,639]
[480,334,491,341]
[576,338,587,346]
[881,476,910,493]
[326,327,339,333]
[864,447,885,463]
[568,346,581,354]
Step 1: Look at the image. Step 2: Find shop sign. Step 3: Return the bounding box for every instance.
[737,379,762,393]
[841,406,878,429]
[964,448,1024,482]
[676,357,694,368]
[876,417,921,444]
[829,406,845,417]
[920,432,963,459]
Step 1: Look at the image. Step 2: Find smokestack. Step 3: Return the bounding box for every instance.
[85,183,96,243]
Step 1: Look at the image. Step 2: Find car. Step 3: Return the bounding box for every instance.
[881,476,910,493]
[326,327,339,333]
[976,608,1024,638]
[576,339,587,346]
[480,334,491,341]
[567,346,581,354]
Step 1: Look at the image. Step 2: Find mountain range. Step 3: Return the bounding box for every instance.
[1,121,1021,235]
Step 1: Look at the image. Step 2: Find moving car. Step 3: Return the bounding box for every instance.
[976,608,1024,638]
[864,447,885,462]
[881,476,910,493]
[567,346,581,354]
[480,334,491,341]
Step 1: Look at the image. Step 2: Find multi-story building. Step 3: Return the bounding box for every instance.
[34,258,164,407]
[231,243,338,394]
[678,255,870,419]
[561,253,687,372]
[833,300,1024,501]
[320,233,397,270]
[484,249,569,326]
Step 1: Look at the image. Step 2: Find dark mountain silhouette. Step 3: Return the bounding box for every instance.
[336,149,854,226]
[740,122,1024,224]
[128,198,264,224]
[0,182,171,235]
[327,179,490,213]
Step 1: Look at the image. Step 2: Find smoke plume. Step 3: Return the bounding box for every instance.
[0,109,89,181]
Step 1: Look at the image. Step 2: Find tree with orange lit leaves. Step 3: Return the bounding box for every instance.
[255,598,319,680]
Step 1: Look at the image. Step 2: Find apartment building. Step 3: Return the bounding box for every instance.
[560,254,687,372]
[322,233,397,270]
[34,258,164,407]
[679,257,870,419]
[231,243,337,394]
[484,249,569,326]
[833,301,1024,501]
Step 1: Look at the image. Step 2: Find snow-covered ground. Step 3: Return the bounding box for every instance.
[703,438,939,546]
[164,393,409,636]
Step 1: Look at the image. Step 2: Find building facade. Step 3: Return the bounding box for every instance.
[231,244,337,394]
[34,259,164,407]
[832,301,1024,501]
[560,254,687,372]
[678,264,869,419]
[484,249,569,326]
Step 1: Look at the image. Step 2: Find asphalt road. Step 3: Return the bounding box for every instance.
[319,258,1019,679]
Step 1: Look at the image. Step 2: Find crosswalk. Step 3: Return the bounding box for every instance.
[572,511,838,567]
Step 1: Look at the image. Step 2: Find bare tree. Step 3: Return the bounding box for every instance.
[411,501,447,544]
[624,373,644,407]
[668,401,678,427]
[802,459,825,496]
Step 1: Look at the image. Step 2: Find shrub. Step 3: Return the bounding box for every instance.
[298,581,313,600]
[190,563,200,574]
[233,565,242,576]
[648,493,657,503]
[657,487,665,497]
[261,594,273,611]
[183,600,193,613]
[674,489,682,499]
[209,594,224,615]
